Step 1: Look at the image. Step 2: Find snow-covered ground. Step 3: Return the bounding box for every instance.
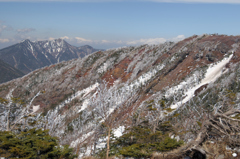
[97,60,113,74]
[6,88,15,100]
[170,54,233,109]
[113,126,125,138]
[127,64,165,91]
[44,83,99,137]
[54,83,99,113]
[80,126,125,158]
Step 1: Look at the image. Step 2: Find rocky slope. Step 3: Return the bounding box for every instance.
[0,39,102,74]
[0,34,240,158]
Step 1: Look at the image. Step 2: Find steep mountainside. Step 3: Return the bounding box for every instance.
[0,39,102,74]
[0,59,24,84]
[78,45,101,58]
[0,34,240,158]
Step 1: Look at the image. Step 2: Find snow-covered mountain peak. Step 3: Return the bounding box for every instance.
[0,38,102,74]
[22,39,31,43]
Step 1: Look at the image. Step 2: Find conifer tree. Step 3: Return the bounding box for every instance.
[0,128,76,158]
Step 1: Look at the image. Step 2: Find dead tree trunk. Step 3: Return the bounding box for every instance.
[7,108,10,131]
[178,109,240,157]
[106,127,111,159]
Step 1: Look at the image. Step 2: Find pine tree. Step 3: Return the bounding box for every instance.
[0,128,77,158]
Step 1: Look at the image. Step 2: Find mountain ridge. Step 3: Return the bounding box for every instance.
[0,39,103,74]
[0,34,240,158]
[0,59,24,84]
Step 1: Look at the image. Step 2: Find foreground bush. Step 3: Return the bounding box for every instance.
[97,125,183,158]
[0,128,77,159]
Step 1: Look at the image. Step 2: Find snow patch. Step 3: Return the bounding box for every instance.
[97,61,111,74]
[6,88,15,100]
[170,54,233,109]
[57,48,62,52]
[127,64,165,91]
[77,83,99,112]
[32,105,40,113]
[93,126,125,156]
[96,138,106,150]
[233,153,237,157]
[28,42,34,53]
[113,126,125,138]
[56,83,99,112]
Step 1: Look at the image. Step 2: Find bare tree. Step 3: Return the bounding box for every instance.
[177,107,240,158]
[89,81,133,159]
[0,91,42,131]
[169,87,240,158]
[145,99,165,133]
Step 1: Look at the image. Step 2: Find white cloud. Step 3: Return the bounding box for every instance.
[74,37,92,43]
[0,0,239,3]
[48,37,56,41]
[69,35,186,47]
[60,36,70,40]
[0,33,187,49]
[127,38,167,45]
[17,28,35,34]
[101,40,111,43]
[0,22,13,36]
[37,36,92,43]
[0,38,10,43]
[170,35,185,42]
[0,25,7,33]
[122,35,185,46]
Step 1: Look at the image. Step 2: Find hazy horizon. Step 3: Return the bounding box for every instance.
[0,0,240,49]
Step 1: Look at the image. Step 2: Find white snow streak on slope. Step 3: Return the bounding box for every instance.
[56,83,99,112]
[28,42,34,53]
[6,88,14,100]
[45,83,99,136]
[77,83,99,113]
[44,54,53,64]
[97,64,165,122]
[171,54,233,109]
[73,64,167,157]
[127,64,165,91]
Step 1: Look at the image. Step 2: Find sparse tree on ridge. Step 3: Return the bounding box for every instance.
[89,81,133,159]
[0,91,42,132]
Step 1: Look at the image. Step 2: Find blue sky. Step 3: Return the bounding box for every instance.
[0,0,240,49]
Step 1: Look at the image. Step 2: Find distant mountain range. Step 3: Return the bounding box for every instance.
[0,39,103,74]
[0,59,24,84]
